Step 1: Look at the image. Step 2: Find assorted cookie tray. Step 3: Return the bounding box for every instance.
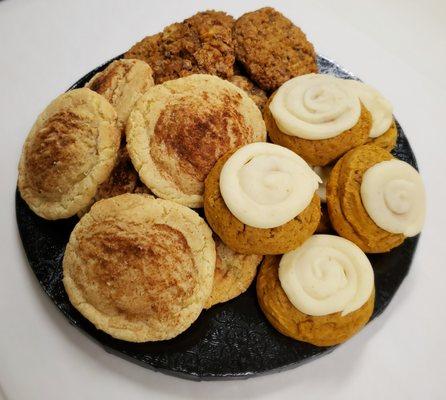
[16,7,424,379]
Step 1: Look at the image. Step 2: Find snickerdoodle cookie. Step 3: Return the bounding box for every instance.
[77,141,140,217]
[126,74,266,208]
[326,145,425,253]
[86,59,154,130]
[234,7,317,92]
[63,194,215,342]
[204,143,321,255]
[18,88,120,220]
[257,235,375,346]
[205,236,262,309]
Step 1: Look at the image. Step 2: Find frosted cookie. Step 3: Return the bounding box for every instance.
[18,88,120,220]
[257,235,375,346]
[345,80,397,151]
[63,194,215,342]
[205,236,262,309]
[204,143,321,255]
[265,74,372,166]
[327,145,425,253]
[86,59,154,130]
[234,7,317,91]
[127,74,266,208]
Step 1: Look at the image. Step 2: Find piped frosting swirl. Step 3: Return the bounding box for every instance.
[279,235,374,316]
[269,74,361,140]
[345,80,393,138]
[219,143,320,228]
[361,159,426,237]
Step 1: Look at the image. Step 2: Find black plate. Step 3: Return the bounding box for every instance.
[16,55,419,380]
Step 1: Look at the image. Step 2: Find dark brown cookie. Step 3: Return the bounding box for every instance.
[233,7,317,91]
[125,11,235,84]
[229,75,268,111]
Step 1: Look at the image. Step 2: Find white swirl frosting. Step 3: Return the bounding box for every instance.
[219,143,321,229]
[312,165,332,203]
[361,159,426,237]
[269,74,361,140]
[345,80,393,138]
[279,235,374,316]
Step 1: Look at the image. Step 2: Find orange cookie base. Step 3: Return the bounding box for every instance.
[264,96,372,166]
[257,256,375,347]
[204,151,321,255]
[326,145,405,253]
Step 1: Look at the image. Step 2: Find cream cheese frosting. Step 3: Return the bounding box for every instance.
[312,165,332,203]
[361,159,426,237]
[279,235,374,317]
[219,143,320,229]
[269,74,361,140]
[345,80,393,138]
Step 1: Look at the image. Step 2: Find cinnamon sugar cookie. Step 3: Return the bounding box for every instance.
[63,194,215,342]
[18,88,120,220]
[126,74,266,208]
[86,59,154,130]
[205,236,262,308]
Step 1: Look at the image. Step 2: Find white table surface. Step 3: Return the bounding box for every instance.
[1,0,445,399]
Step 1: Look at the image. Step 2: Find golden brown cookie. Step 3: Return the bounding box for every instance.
[367,120,398,151]
[204,151,321,255]
[18,88,120,220]
[205,236,262,309]
[264,95,372,166]
[228,75,268,111]
[126,74,266,208]
[326,145,405,253]
[77,141,140,217]
[85,59,154,130]
[315,203,332,233]
[233,7,317,92]
[63,194,216,342]
[256,255,375,347]
[125,11,235,84]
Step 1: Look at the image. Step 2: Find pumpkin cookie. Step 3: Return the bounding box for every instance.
[326,145,425,253]
[234,7,317,91]
[205,236,262,309]
[257,235,375,346]
[204,143,321,255]
[125,11,235,84]
[265,74,372,166]
[63,194,215,342]
[368,121,397,151]
[345,80,397,151]
[18,88,120,220]
[126,74,266,208]
[86,59,154,130]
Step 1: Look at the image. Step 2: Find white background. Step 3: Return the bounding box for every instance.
[1,0,445,399]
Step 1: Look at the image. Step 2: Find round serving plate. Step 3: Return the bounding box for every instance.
[16,55,419,380]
